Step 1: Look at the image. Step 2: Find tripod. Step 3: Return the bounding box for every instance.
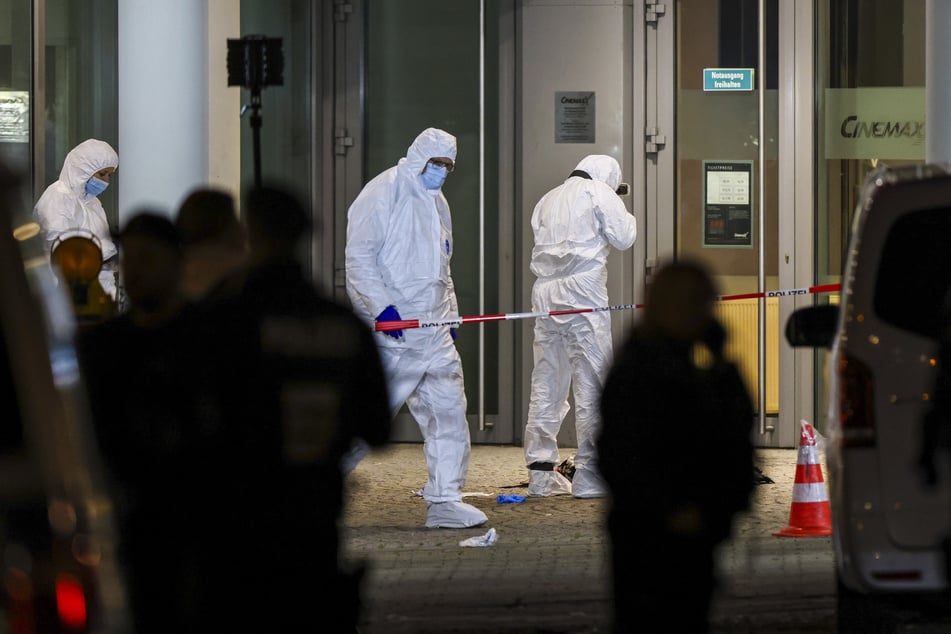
[244,87,264,188]
[228,35,283,188]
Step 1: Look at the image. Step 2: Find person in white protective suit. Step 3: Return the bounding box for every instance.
[525,154,637,498]
[34,139,119,300]
[344,127,488,529]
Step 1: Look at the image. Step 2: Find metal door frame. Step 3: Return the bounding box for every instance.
[644,1,677,280]
[779,0,817,444]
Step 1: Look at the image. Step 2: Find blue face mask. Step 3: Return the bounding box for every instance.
[421,164,448,190]
[85,176,109,197]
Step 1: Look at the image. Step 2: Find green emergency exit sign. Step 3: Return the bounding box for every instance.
[703,68,754,92]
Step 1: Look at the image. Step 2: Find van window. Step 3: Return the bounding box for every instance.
[874,207,951,340]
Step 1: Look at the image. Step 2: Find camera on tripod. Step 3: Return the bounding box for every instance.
[226,35,284,91]
[226,35,284,186]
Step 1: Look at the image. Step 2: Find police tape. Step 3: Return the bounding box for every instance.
[373,282,842,332]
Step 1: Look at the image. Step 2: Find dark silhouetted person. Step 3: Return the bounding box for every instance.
[77,211,224,633]
[598,260,755,634]
[201,183,392,631]
[174,186,247,301]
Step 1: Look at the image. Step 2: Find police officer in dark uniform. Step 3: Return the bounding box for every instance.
[200,184,391,632]
[598,261,755,634]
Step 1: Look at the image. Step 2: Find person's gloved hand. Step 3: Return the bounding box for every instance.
[450,327,457,341]
[376,305,404,340]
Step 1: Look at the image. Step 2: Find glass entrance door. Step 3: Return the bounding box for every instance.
[354,0,508,442]
[665,1,925,441]
[675,0,781,436]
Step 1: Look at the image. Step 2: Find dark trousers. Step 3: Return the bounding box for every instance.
[609,527,718,634]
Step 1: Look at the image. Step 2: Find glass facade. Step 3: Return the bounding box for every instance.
[364,0,502,416]
[813,0,926,424]
[817,0,925,285]
[0,0,117,258]
[0,2,29,169]
[42,0,119,225]
[0,0,32,224]
[0,0,118,227]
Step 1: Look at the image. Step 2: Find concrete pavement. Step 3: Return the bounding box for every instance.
[341,444,835,633]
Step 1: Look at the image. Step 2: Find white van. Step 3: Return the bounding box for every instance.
[786,165,951,610]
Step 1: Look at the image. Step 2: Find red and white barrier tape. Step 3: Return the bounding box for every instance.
[374,282,841,333]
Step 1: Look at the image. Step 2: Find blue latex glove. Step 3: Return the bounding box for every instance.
[376,305,403,340]
[450,327,457,341]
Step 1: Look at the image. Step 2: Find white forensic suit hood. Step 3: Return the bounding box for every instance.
[59,139,119,199]
[574,154,621,192]
[401,127,457,189]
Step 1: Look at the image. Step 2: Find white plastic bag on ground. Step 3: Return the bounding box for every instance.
[459,527,497,548]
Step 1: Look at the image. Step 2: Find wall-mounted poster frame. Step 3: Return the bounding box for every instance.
[0,91,29,143]
[702,159,753,248]
[554,91,596,144]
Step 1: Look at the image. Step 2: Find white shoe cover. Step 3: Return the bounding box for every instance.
[571,466,608,499]
[528,470,573,497]
[426,500,488,529]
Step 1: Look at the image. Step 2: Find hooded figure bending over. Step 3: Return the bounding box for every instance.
[524,154,637,498]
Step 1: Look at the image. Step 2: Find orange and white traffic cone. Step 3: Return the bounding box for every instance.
[772,420,833,537]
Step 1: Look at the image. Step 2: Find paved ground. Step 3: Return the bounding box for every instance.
[341,443,835,633]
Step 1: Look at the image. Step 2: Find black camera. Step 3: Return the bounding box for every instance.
[227,35,284,90]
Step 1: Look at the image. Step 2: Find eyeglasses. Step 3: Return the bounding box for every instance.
[428,158,455,173]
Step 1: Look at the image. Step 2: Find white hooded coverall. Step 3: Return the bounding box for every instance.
[345,128,473,506]
[525,154,637,498]
[34,139,119,299]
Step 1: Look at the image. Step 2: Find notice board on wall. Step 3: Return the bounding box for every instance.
[702,160,753,249]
